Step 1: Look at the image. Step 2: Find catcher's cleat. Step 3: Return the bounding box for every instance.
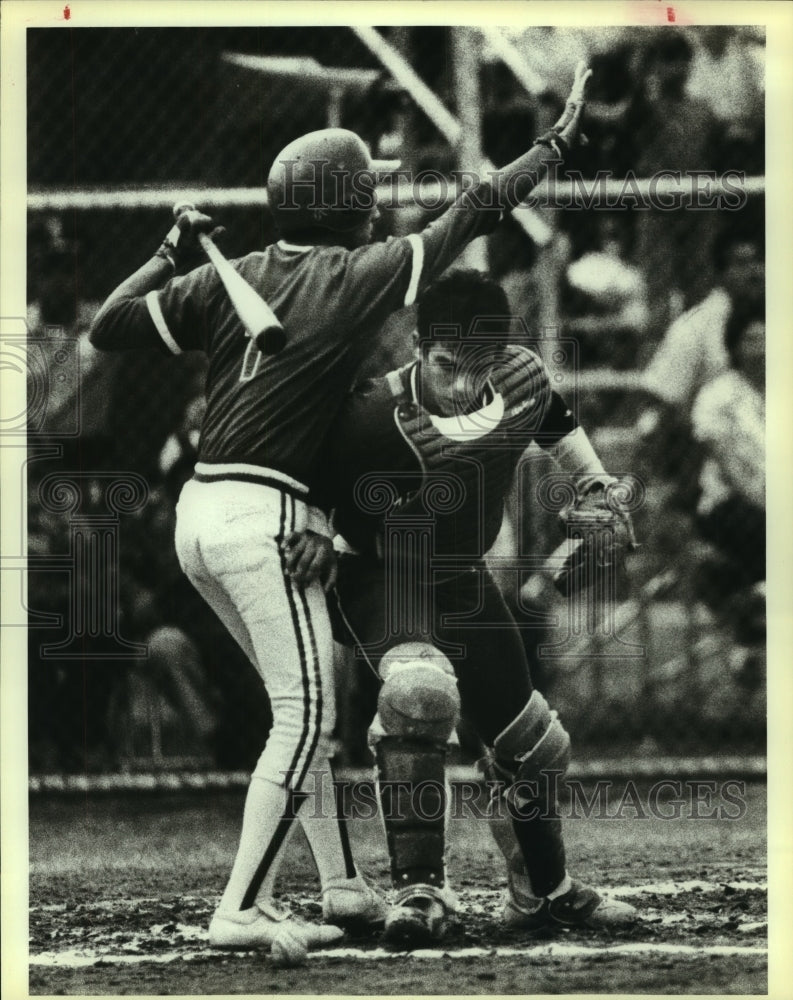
[321,874,389,930]
[382,883,458,949]
[208,900,344,949]
[504,877,637,931]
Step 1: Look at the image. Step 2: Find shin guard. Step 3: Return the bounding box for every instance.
[375,736,448,889]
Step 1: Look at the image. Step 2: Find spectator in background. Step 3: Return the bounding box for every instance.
[686,26,765,175]
[27,475,127,772]
[575,41,642,178]
[636,229,763,511]
[27,217,119,471]
[507,26,630,108]
[112,583,218,764]
[640,231,764,416]
[27,499,75,772]
[562,213,648,370]
[690,301,765,640]
[631,29,720,332]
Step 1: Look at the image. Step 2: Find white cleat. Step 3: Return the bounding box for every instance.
[209,900,344,950]
[322,874,389,930]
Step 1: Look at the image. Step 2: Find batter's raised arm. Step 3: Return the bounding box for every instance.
[409,62,593,292]
[89,207,221,352]
[494,60,592,210]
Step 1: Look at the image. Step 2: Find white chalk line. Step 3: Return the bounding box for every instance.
[30,878,768,969]
[29,941,768,968]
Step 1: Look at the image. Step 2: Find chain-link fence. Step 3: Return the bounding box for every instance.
[24,24,766,774]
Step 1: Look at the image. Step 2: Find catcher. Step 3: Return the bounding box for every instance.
[287,270,638,946]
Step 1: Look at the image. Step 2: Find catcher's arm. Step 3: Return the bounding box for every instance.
[546,427,639,597]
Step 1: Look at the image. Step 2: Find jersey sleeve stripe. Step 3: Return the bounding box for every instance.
[194,461,309,495]
[403,233,425,307]
[145,290,182,355]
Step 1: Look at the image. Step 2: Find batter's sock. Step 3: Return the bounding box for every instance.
[218,776,303,913]
[257,806,302,904]
[298,759,358,887]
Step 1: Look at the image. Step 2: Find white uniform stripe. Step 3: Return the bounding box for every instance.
[193,461,308,494]
[277,240,315,253]
[404,233,424,307]
[279,494,312,790]
[145,290,181,355]
[293,587,322,783]
[288,495,323,789]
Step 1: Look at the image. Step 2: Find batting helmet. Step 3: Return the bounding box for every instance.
[267,128,377,235]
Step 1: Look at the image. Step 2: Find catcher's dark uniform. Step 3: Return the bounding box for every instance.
[328,345,578,743]
[326,344,586,902]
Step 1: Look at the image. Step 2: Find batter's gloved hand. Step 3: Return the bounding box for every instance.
[282,530,338,592]
[155,204,225,269]
[553,60,593,145]
[551,474,638,598]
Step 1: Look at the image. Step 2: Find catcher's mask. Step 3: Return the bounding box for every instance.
[267,128,378,235]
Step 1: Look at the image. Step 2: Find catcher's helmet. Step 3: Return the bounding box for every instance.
[416,269,512,346]
[267,128,376,234]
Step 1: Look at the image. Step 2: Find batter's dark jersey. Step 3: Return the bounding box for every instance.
[90,189,502,493]
[325,350,578,562]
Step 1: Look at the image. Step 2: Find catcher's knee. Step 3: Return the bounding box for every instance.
[492,690,571,787]
[375,643,460,743]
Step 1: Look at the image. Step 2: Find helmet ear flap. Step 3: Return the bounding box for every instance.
[267,128,376,235]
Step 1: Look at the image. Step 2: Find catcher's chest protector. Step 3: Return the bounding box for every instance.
[390,346,550,554]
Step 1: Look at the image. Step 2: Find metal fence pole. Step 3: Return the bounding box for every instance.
[451,26,488,272]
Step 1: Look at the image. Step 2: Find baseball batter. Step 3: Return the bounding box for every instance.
[317,270,638,946]
[89,63,594,951]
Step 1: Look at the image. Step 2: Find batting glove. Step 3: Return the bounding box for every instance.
[155,205,225,270]
[551,61,593,145]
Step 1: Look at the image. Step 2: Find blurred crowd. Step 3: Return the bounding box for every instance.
[25,25,766,771]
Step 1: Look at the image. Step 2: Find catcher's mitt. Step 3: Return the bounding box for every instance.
[549,475,638,597]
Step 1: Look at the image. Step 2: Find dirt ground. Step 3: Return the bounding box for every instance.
[27,780,768,996]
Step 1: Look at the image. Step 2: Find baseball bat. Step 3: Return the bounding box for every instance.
[172,203,286,354]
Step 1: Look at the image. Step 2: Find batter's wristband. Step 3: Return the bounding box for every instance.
[154,244,176,268]
[533,130,569,159]
[154,223,182,269]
